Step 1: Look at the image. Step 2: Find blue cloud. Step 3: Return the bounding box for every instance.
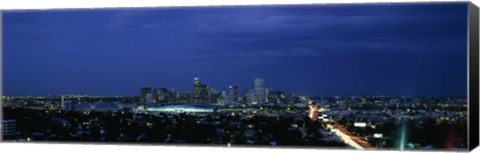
[3,3,468,97]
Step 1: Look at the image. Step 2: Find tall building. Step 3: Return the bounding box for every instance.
[221,91,228,105]
[229,85,238,102]
[61,95,65,109]
[275,91,286,104]
[254,78,265,103]
[140,87,152,103]
[154,88,171,103]
[192,77,210,103]
[146,92,153,104]
[2,120,16,139]
[246,89,255,103]
[265,88,274,103]
[153,88,160,103]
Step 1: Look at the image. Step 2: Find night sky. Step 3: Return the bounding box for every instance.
[3,3,468,97]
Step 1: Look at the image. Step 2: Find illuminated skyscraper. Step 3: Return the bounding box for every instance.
[265,88,274,103]
[146,92,153,104]
[221,91,228,105]
[208,88,218,104]
[229,85,238,102]
[192,77,209,103]
[61,95,65,109]
[246,89,255,103]
[194,77,201,86]
[254,78,265,103]
[140,87,152,103]
[154,88,171,103]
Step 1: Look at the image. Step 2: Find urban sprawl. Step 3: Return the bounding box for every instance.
[2,78,468,150]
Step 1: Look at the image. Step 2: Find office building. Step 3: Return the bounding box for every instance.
[193,77,210,103]
[246,89,255,104]
[61,95,65,109]
[254,78,265,103]
[2,120,16,139]
[146,92,153,103]
[229,85,238,102]
[154,88,171,103]
[141,87,152,103]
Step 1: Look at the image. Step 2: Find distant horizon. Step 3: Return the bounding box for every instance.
[1,77,469,99]
[1,75,470,98]
[3,3,469,97]
[1,94,469,98]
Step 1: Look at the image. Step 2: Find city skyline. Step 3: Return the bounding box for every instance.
[3,3,468,97]
[2,76,468,98]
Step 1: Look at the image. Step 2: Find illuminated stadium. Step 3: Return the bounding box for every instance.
[145,105,215,114]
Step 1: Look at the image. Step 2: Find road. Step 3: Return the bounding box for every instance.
[326,124,375,150]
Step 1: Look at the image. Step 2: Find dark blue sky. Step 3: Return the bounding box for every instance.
[3,3,469,97]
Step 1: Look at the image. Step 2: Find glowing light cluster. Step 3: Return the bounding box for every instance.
[146,105,214,113]
[326,124,365,150]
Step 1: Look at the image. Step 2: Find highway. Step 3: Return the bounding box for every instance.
[326,124,375,150]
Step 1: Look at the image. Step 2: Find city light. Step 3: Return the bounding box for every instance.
[146,105,214,113]
[1,78,469,150]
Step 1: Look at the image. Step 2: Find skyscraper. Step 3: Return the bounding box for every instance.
[146,92,153,104]
[265,88,273,103]
[221,91,228,105]
[254,78,265,104]
[154,88,170,103]
[229,85,238,102]
[61,95,65,109]
[192,77,209,103]
[140,87,152,103]
[193,77,201,86]
[246,89,255,103]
